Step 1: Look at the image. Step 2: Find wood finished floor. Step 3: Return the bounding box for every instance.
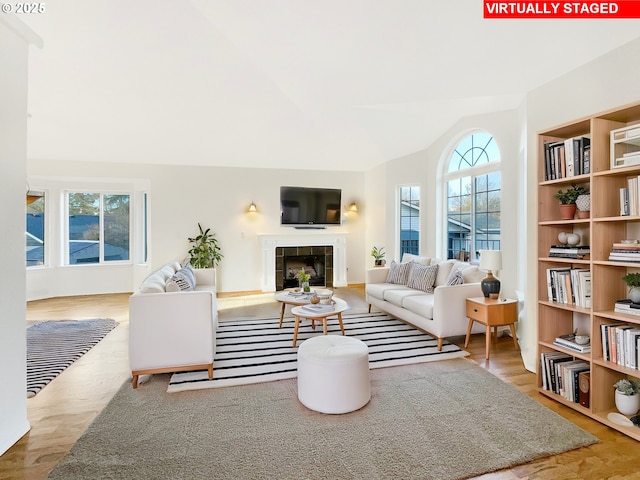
[2,287,640,480]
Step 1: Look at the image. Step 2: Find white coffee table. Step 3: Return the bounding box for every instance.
[290,297,349,347]
[274,290,316,328]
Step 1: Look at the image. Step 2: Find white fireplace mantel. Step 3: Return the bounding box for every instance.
[258,232,348,292]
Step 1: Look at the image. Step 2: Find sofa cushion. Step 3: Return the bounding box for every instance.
[386,261,411,285]
[365,282,407,301]
[402,294,435,320]
[181,264,197,287]
[446,269,464,286]
[383,288,425,308]
[166,270,195,292]
[407,263,438,293]
[434,260,457,286]
[139,274,166,293]
[401,253,431,265]
[462,265,486,283]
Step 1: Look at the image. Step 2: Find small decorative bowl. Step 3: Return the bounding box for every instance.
[575,335,590,345]
[314,289,333,304]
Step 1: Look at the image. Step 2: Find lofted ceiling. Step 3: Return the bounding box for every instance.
[21,0,640,172]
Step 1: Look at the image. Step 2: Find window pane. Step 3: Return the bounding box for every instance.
[400,186,420,257]
[26,193,45,266]
[68,192,100,264]
[104,194,130,261]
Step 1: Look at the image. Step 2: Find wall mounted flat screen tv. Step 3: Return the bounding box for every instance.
[280,186,342,227]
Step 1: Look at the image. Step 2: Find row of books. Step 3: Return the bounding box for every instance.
[619,175,640,216]
[545,268,591,308]
[608,242,640,263]
[601,316,640,370]
[543,136,591,181]
[540,351,590,406]
[548,245,590,259]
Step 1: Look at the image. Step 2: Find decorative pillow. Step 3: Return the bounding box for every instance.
[181,264,197,287]
[401,253,431,265]
[434,260,456,286]
[446,269,464,286]
[386,261,411,285]
[166,271,194,292]
[407,263,439,293]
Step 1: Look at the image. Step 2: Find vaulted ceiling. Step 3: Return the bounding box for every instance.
[21,0,640,172]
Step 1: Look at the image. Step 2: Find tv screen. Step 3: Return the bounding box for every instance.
[280,186,342,226]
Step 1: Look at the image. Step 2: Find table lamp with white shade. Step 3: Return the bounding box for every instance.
[479,250,502,299]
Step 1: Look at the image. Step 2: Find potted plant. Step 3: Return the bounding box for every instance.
[622,272,640,303]
[187,223,223,284]
[371,246,386,266]
[613,378,640,415]
[296,268,311,292]
[553,184,588,220]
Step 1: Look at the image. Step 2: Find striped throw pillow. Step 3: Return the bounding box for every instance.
[446,269,464,286]
[407,263,439,293]
[386,261,411,285]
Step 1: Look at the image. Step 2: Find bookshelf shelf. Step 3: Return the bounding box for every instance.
[537,101,640,442]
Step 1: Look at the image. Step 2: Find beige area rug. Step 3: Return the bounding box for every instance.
[47,359,598,480]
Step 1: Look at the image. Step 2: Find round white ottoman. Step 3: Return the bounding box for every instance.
[297,335,370,414]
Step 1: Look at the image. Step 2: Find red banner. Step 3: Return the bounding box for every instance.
[484,1,640,18]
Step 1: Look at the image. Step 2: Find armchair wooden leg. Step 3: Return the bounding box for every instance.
[368,304,371,313]
[132,374,139,389]
[437,338,443,351]
[208,364,213,379]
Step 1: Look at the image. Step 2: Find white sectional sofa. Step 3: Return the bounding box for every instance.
[366,254,487,350]
[128,261,218,388]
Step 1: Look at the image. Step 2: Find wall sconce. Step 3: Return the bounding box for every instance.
[247,201,257,213]
[347,202,358,213]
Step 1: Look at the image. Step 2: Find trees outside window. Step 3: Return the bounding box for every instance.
[67,192,130,264]
[26,192,45,266]
[446,132,501,261]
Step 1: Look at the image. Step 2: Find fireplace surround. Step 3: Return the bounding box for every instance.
[259,233,348,292]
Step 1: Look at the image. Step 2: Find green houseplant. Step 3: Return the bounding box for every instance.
[371,246,386,266]
[553,184,588,220]
[623,272,640,303]
[296,268,311,292]
[187,223,223,269]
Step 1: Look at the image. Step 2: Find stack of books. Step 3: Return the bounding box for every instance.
[549,245,590,259]
[608,242,640,263]
[553,333,591,353]
[601,320,640,369]
[300,303,334,314]
[540,351,590,403]
[545,268,591,308]
[614,299,640,316]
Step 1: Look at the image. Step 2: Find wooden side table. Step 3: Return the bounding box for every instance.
[464,297,518,360]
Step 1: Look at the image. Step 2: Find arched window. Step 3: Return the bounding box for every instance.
[445,132,501,261]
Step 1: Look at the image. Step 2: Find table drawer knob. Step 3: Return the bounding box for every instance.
[473,308,478,312]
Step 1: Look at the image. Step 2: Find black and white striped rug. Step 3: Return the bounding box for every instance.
[27,318,118,397]
[167,312,468,393]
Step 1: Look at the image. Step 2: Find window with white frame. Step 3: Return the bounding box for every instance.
[26,191,45,266]
[446,132,501,261]
[399,186,420,258]
[67,192,130,264]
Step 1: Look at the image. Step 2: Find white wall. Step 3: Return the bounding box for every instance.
[26,161,366,298]
[0,15,41,457]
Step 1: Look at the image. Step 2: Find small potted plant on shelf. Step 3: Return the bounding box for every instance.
[371,246,386,266]
[296,268,311,292]
[613,378,640,415]
[553,184,588,220]
[622,272,640,303]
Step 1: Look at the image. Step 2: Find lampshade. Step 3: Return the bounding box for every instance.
[479,250,502,299]
[248,201,257,213]
[479,250,502,272]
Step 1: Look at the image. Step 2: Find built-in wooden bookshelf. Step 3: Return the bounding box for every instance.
[537,101,640,442]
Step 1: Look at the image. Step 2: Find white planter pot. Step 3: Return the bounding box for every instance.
[615,390,640,415]
[630,288,640,304]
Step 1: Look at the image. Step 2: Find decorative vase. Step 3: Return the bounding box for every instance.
[615,390,640,415]
[559,204,577,220]
[576,194,590,218]
[301,281,310,293]
[566,233,580,246]
[630,288,640,304]
[557,232,568,245]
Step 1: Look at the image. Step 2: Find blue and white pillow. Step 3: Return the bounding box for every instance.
[446,269,464,286]
[166,269,195,292]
